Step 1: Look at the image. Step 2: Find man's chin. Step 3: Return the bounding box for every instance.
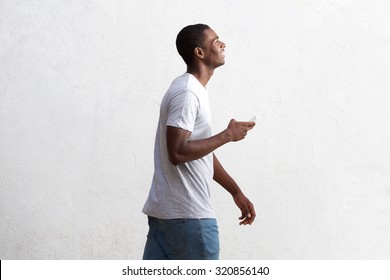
[216,60,226,68]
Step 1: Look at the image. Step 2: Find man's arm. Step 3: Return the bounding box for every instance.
[166,119,255,165]
[213,153,256,225]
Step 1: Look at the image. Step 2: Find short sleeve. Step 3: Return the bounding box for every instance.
[166,90,199,132]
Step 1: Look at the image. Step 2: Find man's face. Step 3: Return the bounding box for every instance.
[200,28,226,69]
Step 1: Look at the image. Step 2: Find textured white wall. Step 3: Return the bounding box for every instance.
[1,0,390,259]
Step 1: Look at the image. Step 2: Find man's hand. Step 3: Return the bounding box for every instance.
[226,119,256,142]
[233,192,256,225]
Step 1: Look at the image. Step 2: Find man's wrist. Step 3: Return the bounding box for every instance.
[221,128,232,143]
[229,186,243,197]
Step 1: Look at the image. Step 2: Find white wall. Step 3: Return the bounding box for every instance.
[1,0,390,259]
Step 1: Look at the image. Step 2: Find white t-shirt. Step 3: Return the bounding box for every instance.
[142,73,216,219]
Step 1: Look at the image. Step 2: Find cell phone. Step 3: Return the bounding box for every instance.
[249,116,257,122]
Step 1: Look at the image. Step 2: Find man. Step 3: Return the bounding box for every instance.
[142,24,256,260]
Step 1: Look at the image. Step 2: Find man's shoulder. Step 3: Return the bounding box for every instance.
[165,74,196,98]
[170,73,191,90]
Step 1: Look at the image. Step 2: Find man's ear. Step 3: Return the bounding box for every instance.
[194,47,204,59]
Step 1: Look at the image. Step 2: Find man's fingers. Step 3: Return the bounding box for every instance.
[247,203,256,224]
[238,122,255,129]
[239,216,254,225]
[227,119,256,142]
[233,193,255,225]
[238,208,251,224]
[247,121,256,128]
[238,202,256,225]
[239,216,251,225]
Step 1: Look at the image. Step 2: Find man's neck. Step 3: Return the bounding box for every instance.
[187,65,214,87]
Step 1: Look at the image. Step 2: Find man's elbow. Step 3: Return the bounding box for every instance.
[168,153,183,166]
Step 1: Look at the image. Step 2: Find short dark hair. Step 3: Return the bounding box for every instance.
[176,24,210,65]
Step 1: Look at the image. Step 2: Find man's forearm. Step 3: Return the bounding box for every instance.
[213,153,256,225]
[167,127,235,165]
[167,119,255,165]
[168,128,231,165]
[212,153,242,196]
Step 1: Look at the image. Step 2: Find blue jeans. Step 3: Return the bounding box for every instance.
[142,216,220,260]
